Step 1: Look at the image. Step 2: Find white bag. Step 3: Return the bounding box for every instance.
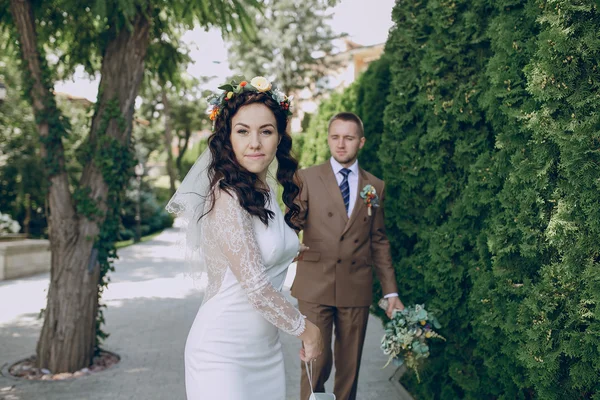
[305,361,336,400]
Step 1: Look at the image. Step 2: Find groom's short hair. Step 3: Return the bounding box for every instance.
[328,112,364,138]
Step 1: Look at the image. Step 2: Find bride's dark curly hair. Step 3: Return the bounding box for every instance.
[204,90,301,230]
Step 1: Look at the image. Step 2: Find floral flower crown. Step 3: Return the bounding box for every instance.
[208,76,293,124]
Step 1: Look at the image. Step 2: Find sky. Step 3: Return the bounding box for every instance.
[54,0,396,101]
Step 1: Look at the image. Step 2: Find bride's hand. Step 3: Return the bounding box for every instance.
[298,320,322,362]
[299,243,309,253]
[293,243,310,262]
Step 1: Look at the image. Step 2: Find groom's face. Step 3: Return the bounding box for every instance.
[327,120,365,167]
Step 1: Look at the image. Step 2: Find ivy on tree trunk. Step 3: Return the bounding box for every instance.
[9,0,151,373]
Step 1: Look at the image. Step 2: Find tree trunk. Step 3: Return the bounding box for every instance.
[162,90,177,195]
[9,0,75,224]
[176,127,192,178]
[135,173,142,243]
[9,0,83,372]
[10,0,152,373]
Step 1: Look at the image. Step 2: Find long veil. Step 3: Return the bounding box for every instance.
[165,147,214,282]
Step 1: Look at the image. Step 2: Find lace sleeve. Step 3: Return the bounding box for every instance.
[208,190,306,337]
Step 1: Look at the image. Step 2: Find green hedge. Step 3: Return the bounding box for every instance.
[378,0,600,398]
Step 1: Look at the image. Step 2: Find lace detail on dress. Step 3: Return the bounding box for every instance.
[199,190,306,337]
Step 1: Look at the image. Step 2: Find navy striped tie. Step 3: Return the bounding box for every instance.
[339,168,351,213]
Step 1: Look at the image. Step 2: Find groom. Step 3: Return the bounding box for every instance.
[292,112,404,400]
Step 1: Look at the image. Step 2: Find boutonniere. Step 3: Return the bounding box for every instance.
[360,184,379,216]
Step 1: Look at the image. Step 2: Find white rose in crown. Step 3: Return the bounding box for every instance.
[250,76,272,92]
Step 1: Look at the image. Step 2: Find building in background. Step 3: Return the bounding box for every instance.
[291,39,385,133]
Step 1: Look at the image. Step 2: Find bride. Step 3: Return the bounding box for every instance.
[166,77,323,399]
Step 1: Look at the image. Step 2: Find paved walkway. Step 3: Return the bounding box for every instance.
[0,227,408,400]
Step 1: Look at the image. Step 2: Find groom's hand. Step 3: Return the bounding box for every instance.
[386,296,405,318]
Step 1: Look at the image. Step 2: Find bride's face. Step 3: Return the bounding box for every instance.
[230,103,280,181]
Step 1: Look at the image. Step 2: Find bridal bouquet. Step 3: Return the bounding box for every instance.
[380,303,445,383]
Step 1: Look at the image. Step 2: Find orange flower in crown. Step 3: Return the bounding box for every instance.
[209,106,219,121]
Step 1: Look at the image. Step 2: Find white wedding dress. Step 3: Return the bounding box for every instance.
[184,189,304,400]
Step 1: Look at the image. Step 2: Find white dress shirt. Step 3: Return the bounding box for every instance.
[329,157,399,300]
[330,157,359,218]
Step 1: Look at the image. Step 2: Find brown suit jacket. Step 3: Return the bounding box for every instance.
[290,161,398,307]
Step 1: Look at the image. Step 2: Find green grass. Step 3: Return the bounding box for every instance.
[115,230,164,249]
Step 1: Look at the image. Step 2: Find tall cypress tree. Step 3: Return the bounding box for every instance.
[470,1,543,397]
[381,1,495,397]
[474,1,600,398]
[381,0,600,398]
[515,1,600,397]
[355,54,391,179]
